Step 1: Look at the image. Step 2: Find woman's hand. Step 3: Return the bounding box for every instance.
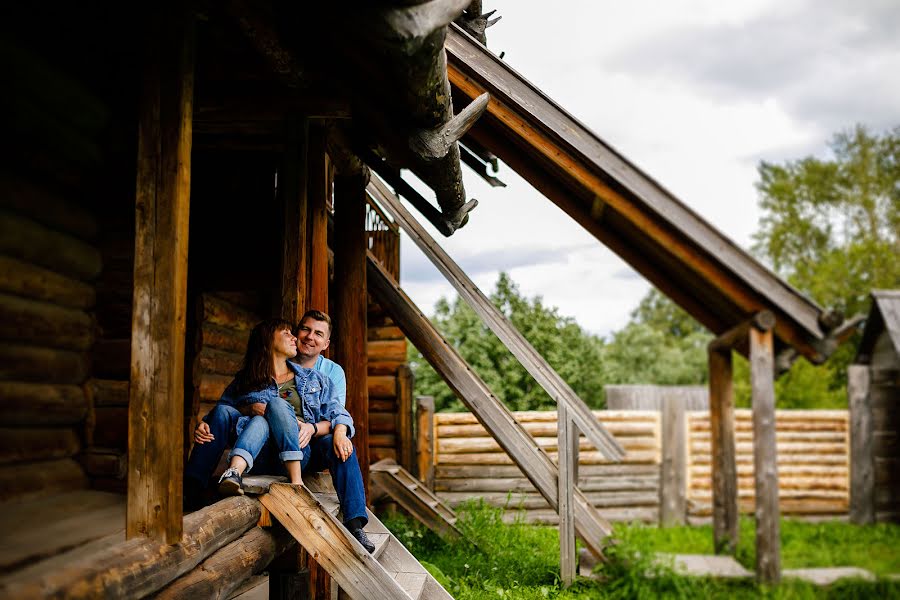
[194,421,214,444]
[298,421,315,449]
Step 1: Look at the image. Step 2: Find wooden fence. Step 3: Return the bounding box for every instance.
[425,407,850,524]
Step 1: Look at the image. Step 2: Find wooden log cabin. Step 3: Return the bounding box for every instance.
[0,0,850,595]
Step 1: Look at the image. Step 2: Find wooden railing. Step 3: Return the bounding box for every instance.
[365,196,399,280]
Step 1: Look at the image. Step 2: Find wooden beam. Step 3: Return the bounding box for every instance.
[279,116,309,322]
[709,349,738,554]
[708,311,776,354]
[397,365,415,473]
[848,365,874,524]
[333,174,370,495]
[128,6,194,543]
[749,326,781,584]
[557,403,577,588]
[416,395,435,489]
[307,123,330,313]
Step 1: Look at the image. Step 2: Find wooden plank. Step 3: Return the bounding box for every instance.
[417,396,435,489]
[436,450,659,466]
[260,484,408,600]
[557,403,576,587]
[368,177,624,461]
[307,122,329,314]
[438,419,658,438]
[334,174,370,495]
[436,463,660,479]
[436,434,657,454]
[397,365,414,472]
[709,349,738,554]
[370,462,462,541]
[435,475,659,493]
[128,6,194,543]
[0,382,86,426]
[0,255,95,309]
[659,392,687,526]
[749,327,781,584]
[279,115,309,324]
[367,255,613,556]
[439,490,660,510]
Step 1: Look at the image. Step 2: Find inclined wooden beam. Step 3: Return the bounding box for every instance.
[279,116,309,322]
[750,326,781,584]
[225,0,306,89]
[307,123,330,313]
[128,6,194,543]
[708,349,738,554]
[366,254,613,557]
[368,176,625,461]
[708,310,776,354]
[333,173,370,494]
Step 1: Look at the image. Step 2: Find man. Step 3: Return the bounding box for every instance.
[293,309,346,407]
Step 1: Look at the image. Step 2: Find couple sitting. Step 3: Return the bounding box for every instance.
[183,310,374,552]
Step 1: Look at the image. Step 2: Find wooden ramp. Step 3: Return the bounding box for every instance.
[246,475,452,600]
[370,459,463,541]
[366,255,615,557]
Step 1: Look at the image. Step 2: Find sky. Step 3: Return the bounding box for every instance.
[397,0,900,338]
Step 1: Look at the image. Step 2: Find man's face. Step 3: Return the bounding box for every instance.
[295,317,330,360]
[273,327,298,358]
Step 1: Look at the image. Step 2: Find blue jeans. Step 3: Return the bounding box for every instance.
[184,405,271,487]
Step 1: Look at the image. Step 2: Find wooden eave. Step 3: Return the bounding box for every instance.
[856,290,900,363]
[444,24,831,363]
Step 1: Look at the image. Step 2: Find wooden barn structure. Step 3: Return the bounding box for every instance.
[0,1,848,596]
[849,290,900,524]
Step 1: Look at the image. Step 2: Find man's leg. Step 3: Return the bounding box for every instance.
[309,435,372,551]
[184,405,241,506]
[264,397,305,484]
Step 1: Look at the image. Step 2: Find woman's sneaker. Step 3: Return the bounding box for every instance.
[217,468,244,496]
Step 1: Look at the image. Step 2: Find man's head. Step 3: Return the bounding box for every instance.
[295,309,332,362]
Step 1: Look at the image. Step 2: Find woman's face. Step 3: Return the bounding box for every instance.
[272,326,298,359]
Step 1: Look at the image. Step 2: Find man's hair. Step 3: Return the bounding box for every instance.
[234,318,294,395]
[299,309,332,337]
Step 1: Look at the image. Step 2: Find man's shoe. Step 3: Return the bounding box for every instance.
[217,468,244,496]
[350,527,375,553]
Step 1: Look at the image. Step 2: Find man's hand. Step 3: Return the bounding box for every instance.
[333,424,353,462]
[297,421,315,449]
[194,421,214,444]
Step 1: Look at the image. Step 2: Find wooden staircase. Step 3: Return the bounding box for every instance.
[370,459,463,541]
[245,475,452,600]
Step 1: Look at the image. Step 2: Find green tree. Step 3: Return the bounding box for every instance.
[408,273,606,412]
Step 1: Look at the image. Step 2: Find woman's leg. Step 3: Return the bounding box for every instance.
[264,397,305,484]
[219,415,270,496]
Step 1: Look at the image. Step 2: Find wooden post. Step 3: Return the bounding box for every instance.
[708,349,738,554]
[307,123,329,314]
[416,396,435,489]
[557,402,577,588]
[397,364,415,473]
[333,173,370,496]
[279,115,309,323]
[848,364,874,524]
[128,6,194,543]
[749,326,781,584]
[659,392,687,526]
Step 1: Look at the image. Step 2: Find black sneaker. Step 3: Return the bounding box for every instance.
[350,527,375,553]
[217,467,244,496]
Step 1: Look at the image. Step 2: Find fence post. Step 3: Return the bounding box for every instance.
[416,396,435,490]
[557,401,577,587]
[659,393,687,526]
[848,365,874,524]
[397,365,414,473]
[708,349,738,554]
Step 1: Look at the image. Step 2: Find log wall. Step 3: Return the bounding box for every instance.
[367,304,411,468]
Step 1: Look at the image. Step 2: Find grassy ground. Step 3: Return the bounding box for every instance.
[381,501,900,599]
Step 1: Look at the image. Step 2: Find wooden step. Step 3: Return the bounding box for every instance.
[395,572,427,600]
[368,532,391,560]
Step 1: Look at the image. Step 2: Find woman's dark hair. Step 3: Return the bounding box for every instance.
[233,318,294,394]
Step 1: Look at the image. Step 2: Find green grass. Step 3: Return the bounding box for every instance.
[381,501,900,599]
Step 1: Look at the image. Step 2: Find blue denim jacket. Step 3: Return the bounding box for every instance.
[214,361,356,438]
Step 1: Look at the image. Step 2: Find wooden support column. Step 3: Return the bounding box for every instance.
[307,123,330,314]
[279,116,309,323]
[659,392,687,526]
[416,396,435,489]
[128,5,194,543]
[557,402,577,588]
[708,349,738,554]
[749,326,781,584]
[397,364,415,473]
[848,364,874,524]
[333,173,370,495]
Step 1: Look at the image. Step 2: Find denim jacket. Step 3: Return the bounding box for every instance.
[215,361,355,438]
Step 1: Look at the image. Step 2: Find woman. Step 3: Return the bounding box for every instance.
[184,318,373,552]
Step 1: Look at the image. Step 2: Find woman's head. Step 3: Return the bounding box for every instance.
[234,318,295,394]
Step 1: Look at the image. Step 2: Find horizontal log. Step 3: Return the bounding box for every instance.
[367,325,404,341]
[87,379,129,407]
[197,322,248,355]
[0,343,89,384]
[439,490,660,510]
[435,462,661,479]
[689,489,848,503]
[198,373,232,403]
[0,292,94,351]
[368,412,396,434]
[438,420,658,439]
[687,409,848,423]
[0,458,88,502]
[199,295,259,333]
[689,430,847,443]
[0,427,81,465]
[690,453,847,466]
[367,360,405,375]
[433,409,660,425]
[690,441,847,455]
[437,449,659,466]
[508,507,658,525]
[80,448,127,479]
[0,496,261,599]
[0,382,87,426]
[155,526,295,600]
[367,375,397,398]
[91,339,130,379]
[369,434,397,448]
[435,475,659,494]
[371,447,398,462]
[91,406,128,449]
[0,209,102,281]
[689,476,847,492]
[210,292,264,312]
[875,458,900,484]
[369,399,396,412]
[688,498,847,516]
[0,174,100,240]
[194,348,242,379]
[437,435,657,454]
[366,340,406,362]
[0,255,95,309]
